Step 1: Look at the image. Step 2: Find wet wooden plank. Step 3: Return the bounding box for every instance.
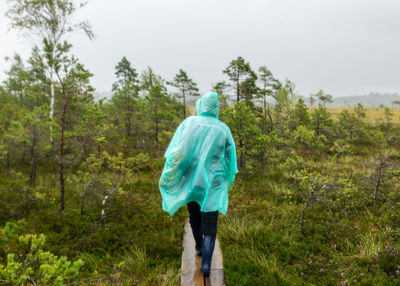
[181,222,226,286]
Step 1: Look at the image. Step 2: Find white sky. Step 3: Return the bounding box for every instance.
[1,0,400,98]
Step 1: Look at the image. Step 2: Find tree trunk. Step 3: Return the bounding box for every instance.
[263,95,267,119]
[183,91,186,119]
[57,76,68,213]
[300,194,313,235]
[315,115,320,136]
[350,126,353,141]
[49,66,55,143]
[6,144,10,173]
[238,104,243,168]
[155,113,159,148]
[155,95,159,148]
[29,126,37,187]
[125,82,132,138]
[374,161,383,201]
[267,103,273,132]
[236,75,240,102]
[81,191,87,216]
[125,116,131,138]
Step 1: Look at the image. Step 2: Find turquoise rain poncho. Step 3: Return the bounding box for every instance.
[159,92,238,216]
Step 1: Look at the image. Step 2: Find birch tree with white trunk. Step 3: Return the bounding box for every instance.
[6,0,95,142]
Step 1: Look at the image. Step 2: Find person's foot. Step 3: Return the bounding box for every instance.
[201,235,216,276]
[191,228,203,256]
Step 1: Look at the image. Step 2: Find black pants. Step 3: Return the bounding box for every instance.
[187,201,218,237]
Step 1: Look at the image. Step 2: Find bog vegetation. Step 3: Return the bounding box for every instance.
[1,0,400,285]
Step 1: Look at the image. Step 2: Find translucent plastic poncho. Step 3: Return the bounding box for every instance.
[159,92,238,216]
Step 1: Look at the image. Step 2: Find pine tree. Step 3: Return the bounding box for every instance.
[47,40,94,212]
[273,80,296,130]
[291,98,310,129]
[111,57,139,138]
[354,103,366,119]
[310,103,333,137]
[212,81,229,111]
[258,66,277,132]
[3,54,29,106]
[338,109,358,141]
[168,69,199,119]
[141,68,178,149]
[314,89,333,107]
[223,56,257,103]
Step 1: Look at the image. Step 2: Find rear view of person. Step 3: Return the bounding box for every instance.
[159,91,238,276]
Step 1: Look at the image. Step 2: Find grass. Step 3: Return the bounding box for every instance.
[218,148,400,285]
[1,123,399,285]
[0,165,186,285]
[326,107,400,123]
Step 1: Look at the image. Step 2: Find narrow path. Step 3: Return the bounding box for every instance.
[181,222,225,286]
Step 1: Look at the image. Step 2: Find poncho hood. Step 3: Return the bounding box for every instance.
[195,92,219,119]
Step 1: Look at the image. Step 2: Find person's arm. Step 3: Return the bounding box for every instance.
[225,128,238,185]
[160,119,191,191]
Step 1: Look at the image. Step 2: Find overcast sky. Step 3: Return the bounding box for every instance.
[1,0,400,98]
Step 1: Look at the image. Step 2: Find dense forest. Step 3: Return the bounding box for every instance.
[1,1,400,285]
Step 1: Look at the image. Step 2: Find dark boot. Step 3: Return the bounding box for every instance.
[201,235,216,276]
[191,228,203,256]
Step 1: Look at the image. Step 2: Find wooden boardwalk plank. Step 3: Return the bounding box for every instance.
[181,222,225,286]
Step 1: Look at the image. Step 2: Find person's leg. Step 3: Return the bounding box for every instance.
[200,211,218,276]
[201,211,218,237]
[187,202,202,256]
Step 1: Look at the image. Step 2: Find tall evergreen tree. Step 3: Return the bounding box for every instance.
[141,67,162,92]
[0,88,22,172]
[111,57,139,138]
[3,54,29,106]
[223,102,261,169]
[48,41,94,212]
[291,98,310,129]
[338,110,358,141]
[168,69,199,119]
[314,89,333,107]
[2,49,50,183]
[8,106,50,187]
[141,68,177,149]
[273,80,297,130]
[223,56,257,103]
[258,66,277,131]
[310,103,333,137]
[212,81,230,111]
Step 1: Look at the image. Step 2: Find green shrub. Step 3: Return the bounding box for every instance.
[0,233,84,285]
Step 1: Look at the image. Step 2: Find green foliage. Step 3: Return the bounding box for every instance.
[222,102,261,169]
[329,139,352,159]
[0,232,84,285]
[111,57,139,139]
[168,69,199,118]
[292,125,325,149]
[310,103,333,137]
[6,0,94,42]
[370,129,388,148]
[212,81,230,111]
[291,98,310,128]
[273,79,298,132]
[108,246,180,285]
[223,56,258,103]
[354,103,366,119]
[314,89,333,107]
[1,40,400,286]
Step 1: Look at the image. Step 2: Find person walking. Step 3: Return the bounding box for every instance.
[159,91,238,277]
